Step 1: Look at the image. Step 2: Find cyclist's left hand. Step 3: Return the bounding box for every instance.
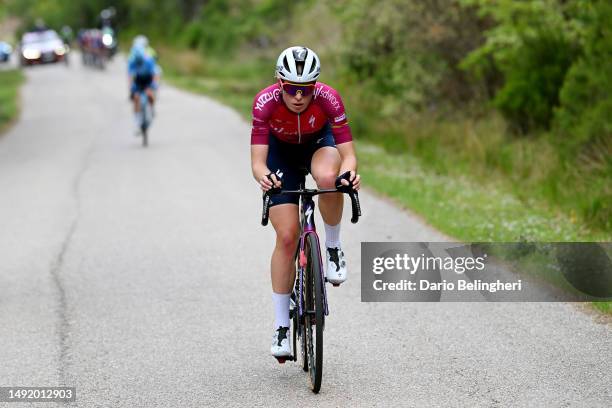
[337,170,361,191]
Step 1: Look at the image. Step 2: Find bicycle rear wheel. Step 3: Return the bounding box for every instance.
[304,233,324,393]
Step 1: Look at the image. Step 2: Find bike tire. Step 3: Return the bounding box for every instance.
[141,97,149,147]
[297,291,308,372]
[304,233,324,393]
[292,268,308,371]
[301,321,308,372]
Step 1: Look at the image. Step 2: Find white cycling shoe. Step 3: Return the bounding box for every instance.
[326,247,347,286]
[270,326,291,359]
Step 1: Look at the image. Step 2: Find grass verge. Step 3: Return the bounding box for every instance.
[593,302,611,314]
[0,69,24,134]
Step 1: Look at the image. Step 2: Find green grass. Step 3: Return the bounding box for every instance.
[357,143,609,242]
[0,69,24,133]
[158,48,611,313]
[159,45,270,117]
[357,144,610,310]
[593,302,612,314]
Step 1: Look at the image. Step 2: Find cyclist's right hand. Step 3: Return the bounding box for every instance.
[260,171,282,192]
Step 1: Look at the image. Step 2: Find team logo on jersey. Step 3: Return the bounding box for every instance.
[314,86,341,111]
[334,113,346,123]
[309,115,316,128]
[254,88,281,112]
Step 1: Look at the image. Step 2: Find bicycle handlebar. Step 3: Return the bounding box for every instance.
[261,187,361,226]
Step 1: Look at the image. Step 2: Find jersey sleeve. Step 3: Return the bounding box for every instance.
[317,85,353,145]
[127,60,135,76]
[250,88,276,145]
[146,59,158,77]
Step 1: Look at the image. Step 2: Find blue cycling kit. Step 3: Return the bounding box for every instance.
[128,56,157,93]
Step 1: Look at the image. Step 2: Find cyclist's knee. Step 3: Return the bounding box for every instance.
[276,228,299,254]
[314,171,337,189]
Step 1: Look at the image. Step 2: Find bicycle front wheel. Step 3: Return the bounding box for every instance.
[293,284,308,372]
[141,97,149,147]
[304,233,324,393]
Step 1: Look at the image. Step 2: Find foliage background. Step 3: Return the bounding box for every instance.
[1,0,610,235]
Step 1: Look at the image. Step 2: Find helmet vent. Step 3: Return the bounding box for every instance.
[283,56,290,72]
[308,60,317,74]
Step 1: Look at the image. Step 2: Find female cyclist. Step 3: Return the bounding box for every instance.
[250,46,360,358]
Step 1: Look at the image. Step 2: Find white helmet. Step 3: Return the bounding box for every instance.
[133,35,149,48]
[276,46,320,83]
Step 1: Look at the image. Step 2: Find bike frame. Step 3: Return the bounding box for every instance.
[261,178,361,389]
[295,194,329,323]
[262,183,360,325]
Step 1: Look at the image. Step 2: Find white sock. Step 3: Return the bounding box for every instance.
[324,222,341,249]
[272,292,290,328]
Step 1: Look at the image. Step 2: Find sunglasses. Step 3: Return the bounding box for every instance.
[280,81,316,97]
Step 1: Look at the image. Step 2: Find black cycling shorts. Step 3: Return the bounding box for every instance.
[266,123,336,207]
[134,73,154,88]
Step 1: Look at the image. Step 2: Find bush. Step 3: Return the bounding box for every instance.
[461,0,580,133]
[339,0,486,115]
[555,0,612,146]
[552,0,612,230]
[492,31,576,134]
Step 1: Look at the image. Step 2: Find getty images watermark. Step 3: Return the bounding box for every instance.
[361,242,612,302]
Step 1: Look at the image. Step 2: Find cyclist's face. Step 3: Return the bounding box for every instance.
[280,83,313,113]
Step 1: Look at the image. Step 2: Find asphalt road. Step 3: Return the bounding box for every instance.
[0,56,610,407]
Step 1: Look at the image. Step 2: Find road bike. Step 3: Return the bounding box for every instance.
[261,173,361,393]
